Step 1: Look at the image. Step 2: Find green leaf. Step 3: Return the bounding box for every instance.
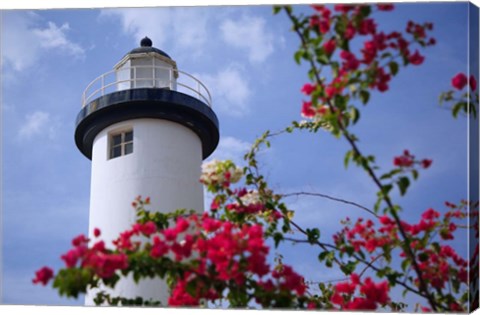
[381,184,393,195]
[340,261,357,275]
[272,6,282,14]
[452,101,467,118]
[294,50,303,65]
[401,259,410,271]
[273,232,284,248]
[318,251,329,262]
[344,150,353,169]
[306,228,320,243]
[397,176,410,196]
[317,54,330,65]
[389,61,399,76]
[359,90,370,105]
[411,169,419,180]
[359,5,371,17]
[350,107,360,124]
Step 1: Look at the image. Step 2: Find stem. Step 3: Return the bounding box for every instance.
[285,222,425,297]
[284,7,439,311]
[282,191,377,218]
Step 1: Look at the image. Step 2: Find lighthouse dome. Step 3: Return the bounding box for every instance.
[125,36,172,59]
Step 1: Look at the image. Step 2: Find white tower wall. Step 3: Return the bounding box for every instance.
[85,118,204,305]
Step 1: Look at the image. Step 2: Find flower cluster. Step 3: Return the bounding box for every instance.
[330,273,390,310]
[32,266,54,286]
[200,159,243,191]
[451,73,477,91]
[155,214,305,306]
[225,188,265,215]
[393,150,432,169]
[300,4,435,122]
[334,217,392,253]
[333,204,469,303]
[61,231,128,279]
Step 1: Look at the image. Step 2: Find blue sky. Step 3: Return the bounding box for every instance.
[1,1,478,309]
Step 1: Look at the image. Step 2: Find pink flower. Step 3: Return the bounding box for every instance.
[358,19,377,35]
[394,155,413,167]
[377,4,394,11]
[72,234,89,246]
[301,101,315,118]
[421,208,440,220]
[32,266,54,286]
[421,159,432,168]
[301,83,316,95]
[151,236,169,258]
[470,75,477,91]
[319,20,330,34]
[323,38,336,55]
[408,50,424,65]
[452,73,468,90]
[93,228,101,238]
[344,24,356,40]
[334,4,354,13]
[61,249,80,268]
[141,221,157,236]
[340,50,360,71]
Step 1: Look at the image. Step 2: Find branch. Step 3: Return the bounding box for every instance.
[284,223,425,298]
[282,191,378,218]
[283,7,439,310]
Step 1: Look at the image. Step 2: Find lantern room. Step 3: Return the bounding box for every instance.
[114,36,178,91]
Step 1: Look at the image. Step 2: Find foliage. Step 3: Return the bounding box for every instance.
[33,3,479,312]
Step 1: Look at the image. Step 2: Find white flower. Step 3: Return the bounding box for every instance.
[240,190,261,206]
[200,159,243,186]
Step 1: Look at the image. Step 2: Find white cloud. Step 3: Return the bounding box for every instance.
[220,15,276,64]
[18,111,58,140]
[209,136,251,164]
[33,22,85,57]
[195,65,251,116]
[100,7,209,56]
[2,11,85,72]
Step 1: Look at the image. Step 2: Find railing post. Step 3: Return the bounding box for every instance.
[133,66,136,89]
[197,81,201,100]
[101,75,105,96]
[152,65,155,88]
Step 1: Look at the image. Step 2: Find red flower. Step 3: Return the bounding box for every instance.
[301,83,316,95]
[334,4,354,13]
[301,101,315,118]
[358,19,377,35]
[72,234,89,247]
[408,50,424,65]
[344,24,356,40]
[323,38,336,55]
[421,159,432,168]
[340,50,360,71]
[377,4,394,11]
[163,228,178,241]
[141,221,157,236]
[93,228,101,238]
[319,20,330,34]
[32,266,54,286]
[421,208,440,220]
[61,250,78,268]
[151,236,169,258]
[393,155,413,167]
[452,73,468,90]
[470,75,478,91]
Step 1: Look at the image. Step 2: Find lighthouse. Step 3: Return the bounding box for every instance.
[74,37,219,305]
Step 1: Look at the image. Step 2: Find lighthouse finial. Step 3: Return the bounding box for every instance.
[140,36,152,47]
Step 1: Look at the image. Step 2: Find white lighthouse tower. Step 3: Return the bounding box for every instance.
[75,37,219,305]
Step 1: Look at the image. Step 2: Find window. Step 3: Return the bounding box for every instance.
[109,130,133,159]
